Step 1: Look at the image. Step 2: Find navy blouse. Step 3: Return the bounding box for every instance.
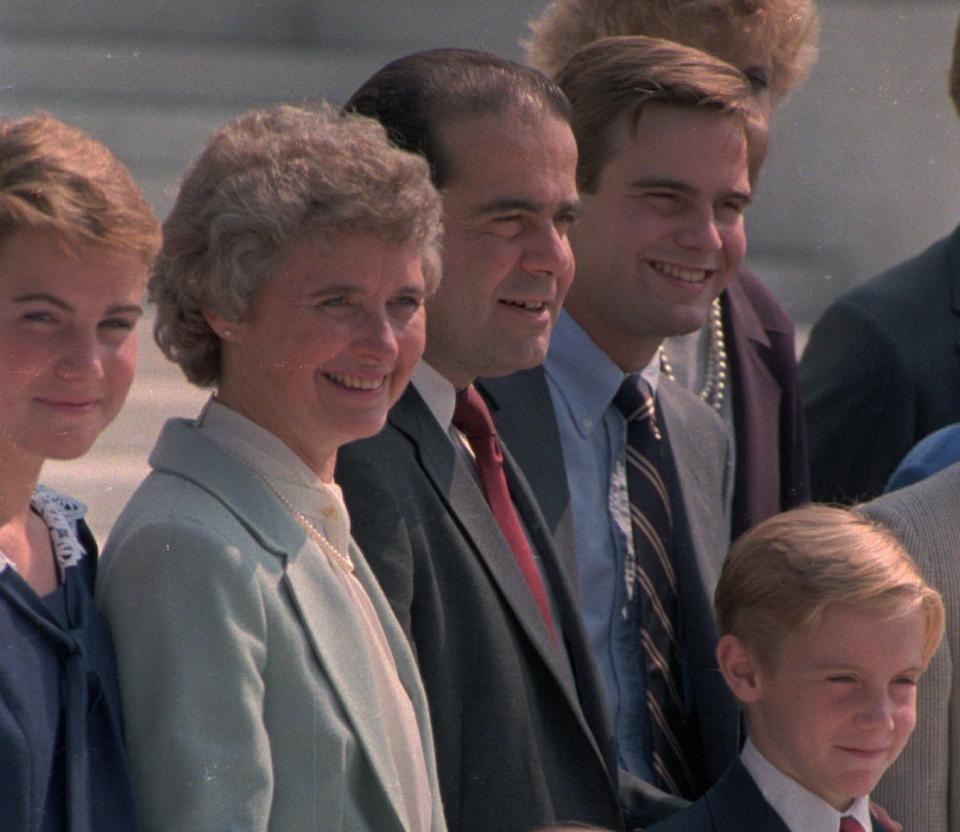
[0,487,137,831]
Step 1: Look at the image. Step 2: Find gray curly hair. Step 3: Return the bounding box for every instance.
[151,102,442,387]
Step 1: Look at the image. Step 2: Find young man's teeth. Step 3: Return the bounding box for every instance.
[654,262,707,283]
[327,373,383,390]
[503,299,545,310]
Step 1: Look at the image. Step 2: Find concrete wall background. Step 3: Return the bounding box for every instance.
[2,0,958,537]
[754,1,960,325]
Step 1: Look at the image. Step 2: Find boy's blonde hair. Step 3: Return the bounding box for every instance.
[526,0,819,104]
[716,504,945,670]
[0,113,159,264]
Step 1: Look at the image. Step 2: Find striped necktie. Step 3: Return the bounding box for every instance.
[613,373,693,797]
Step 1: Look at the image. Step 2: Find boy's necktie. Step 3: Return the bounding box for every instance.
[840,817,866,832]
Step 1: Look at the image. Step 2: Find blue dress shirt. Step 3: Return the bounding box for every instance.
[543,310,659,780]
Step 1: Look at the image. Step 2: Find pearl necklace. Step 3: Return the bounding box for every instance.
[658,296,727,413]
[225,449,354,574]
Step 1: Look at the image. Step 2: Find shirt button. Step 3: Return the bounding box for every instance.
[582,417,593,430]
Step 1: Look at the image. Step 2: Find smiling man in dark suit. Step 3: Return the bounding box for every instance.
[482,36,767,800]
[334,49,649,832]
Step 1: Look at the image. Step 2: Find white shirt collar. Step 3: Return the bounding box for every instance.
[0,486,89,579]
[544,310,661,440]
[411,360,459,434]
[741,738,873,832]
[640,352,661,392]
[196,396,352,554]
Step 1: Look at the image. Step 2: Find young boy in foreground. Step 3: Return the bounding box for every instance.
[650,504,944,832]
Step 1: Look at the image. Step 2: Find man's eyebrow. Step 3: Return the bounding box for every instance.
[625,177,752,204]
[471,197,547,217]
[625,177,695,194]
[470,196,583,220]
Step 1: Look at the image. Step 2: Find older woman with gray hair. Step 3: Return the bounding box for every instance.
[96,103,446,832]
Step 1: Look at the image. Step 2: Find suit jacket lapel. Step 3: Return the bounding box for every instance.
[480,369,580,582]
[657,380,727,597]
[150,420,411,831]
[281,543,417,831]
[723,276,784,528]
[948,228,960,354]
[707,758,792,831]
[388,387,584,711]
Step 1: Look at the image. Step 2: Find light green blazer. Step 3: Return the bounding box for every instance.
[97,418,446,832]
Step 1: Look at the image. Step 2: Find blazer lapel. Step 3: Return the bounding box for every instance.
[388,387,575,696]
[707,758,792,832]
[656,381,728,597]
[150,420,411,831]
[480,369,580,582]
[723,277,784,526]
[281,543,412,831]
[948,228,960,355]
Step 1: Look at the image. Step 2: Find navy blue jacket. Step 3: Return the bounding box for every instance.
[0,520,136,831]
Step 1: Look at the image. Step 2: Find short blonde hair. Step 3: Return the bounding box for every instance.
[0,113,159,264]
[152,102,443,387]
[556,36,768,192]
[716,505,945,671]
[526,0,819,104]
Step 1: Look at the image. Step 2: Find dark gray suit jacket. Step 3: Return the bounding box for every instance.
[801,225,960,503]
[861,462,960,832]
[336,384,631,832]
[479,368,740,796]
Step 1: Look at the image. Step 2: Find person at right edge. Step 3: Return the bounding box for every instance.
[801,12,960,504]
[525,0,819,539]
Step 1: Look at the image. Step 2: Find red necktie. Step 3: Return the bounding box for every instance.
[453,385,557,642]
[840,817,866,832]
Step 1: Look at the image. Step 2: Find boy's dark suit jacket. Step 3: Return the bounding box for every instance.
[336,384,636,832]
[647,758,884,831]
[479,368,740,795]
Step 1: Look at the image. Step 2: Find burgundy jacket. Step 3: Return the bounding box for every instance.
[724,267,810,539]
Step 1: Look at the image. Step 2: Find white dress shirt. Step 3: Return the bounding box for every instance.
[741,737,873,832]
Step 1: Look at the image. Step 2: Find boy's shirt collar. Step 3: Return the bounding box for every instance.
[741,738,874,832]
